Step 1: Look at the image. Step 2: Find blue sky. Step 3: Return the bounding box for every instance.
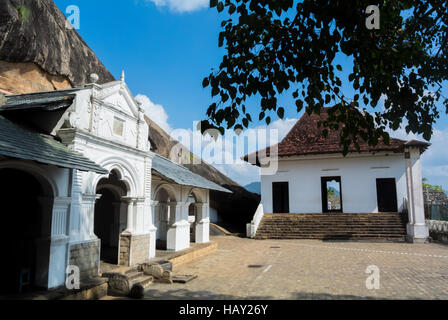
[54,0,448,189]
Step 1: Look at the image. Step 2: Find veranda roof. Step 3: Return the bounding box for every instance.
[0,115,108,174]
[151,153,231,193]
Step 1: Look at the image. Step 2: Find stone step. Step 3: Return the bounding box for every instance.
[262,219,405,223]
[124,270,145,280]
[259,227,406,231]
[128,275,154,299]
[255,213,407,241]
[255,234,407,238]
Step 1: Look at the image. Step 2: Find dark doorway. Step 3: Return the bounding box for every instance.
[95,170,127,264]
[321,177,343,213]
[95,189,119,264]
[272,182,289,213]
[0,169,51,294]
[376,178,398,212]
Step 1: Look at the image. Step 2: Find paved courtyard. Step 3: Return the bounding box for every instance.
[109,236,448,300]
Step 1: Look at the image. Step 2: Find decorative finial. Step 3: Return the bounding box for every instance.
[120,70,125,82]
[89,73,99,84]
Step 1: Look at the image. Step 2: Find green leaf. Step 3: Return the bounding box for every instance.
[229,4,236,14]
[277,107,285,119]
[202,77,209,88]
[217,2,224,12]
[295,99,303,112]
[210,0,218,8]
[336,65,342,71]
[266,116,271,125]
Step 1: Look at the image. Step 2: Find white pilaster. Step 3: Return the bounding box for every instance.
[194,203,210,243]
[82,194,100,240]
[68,169,82,242]
[166,202,190,251]
[405,147,429,242]
[48,197,71,289]
[123,197,136,233]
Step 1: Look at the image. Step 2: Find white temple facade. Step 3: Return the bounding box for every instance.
[0,75,229,291]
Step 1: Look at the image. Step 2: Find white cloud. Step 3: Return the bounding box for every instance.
[135,94,173,133]
[146,0,208,13]
[258,117,298,141]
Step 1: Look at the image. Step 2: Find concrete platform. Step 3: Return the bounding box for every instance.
[153,241,218,270]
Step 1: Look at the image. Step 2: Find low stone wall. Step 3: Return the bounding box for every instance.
[69,239,100,280]
[119,233,150,266]
[169,242,218,269]
[424,188,448,205]
[426,220,448,244]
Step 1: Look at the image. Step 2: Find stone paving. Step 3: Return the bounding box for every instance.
[105,236,448,300]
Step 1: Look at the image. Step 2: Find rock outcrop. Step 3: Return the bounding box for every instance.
[0,0,115,93]
[0,0,260,229]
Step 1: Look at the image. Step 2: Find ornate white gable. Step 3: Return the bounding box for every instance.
[65,79,149,153]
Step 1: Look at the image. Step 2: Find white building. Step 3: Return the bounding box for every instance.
[0,74,229,293]
[244,108,430,243]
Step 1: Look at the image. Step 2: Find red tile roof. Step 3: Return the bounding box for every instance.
[243,108,430,164]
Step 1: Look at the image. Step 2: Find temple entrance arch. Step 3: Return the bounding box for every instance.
[94,170,128,264]
[0,168,54,294]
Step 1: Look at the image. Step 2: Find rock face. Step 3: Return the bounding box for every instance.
[0,0,260,229]
[0,0,115,93]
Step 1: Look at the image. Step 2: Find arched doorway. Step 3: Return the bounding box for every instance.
[154,187,175,250]
[188,192,198,242]
[94,170,128,264]
[0,168,53,294]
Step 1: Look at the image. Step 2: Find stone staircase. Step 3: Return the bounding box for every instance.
[255,213,408,241]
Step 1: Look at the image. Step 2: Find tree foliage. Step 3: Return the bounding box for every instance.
[202,0,448,154]
[423,178,445,192]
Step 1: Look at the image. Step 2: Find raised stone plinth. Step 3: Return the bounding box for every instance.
[119,233,151,267]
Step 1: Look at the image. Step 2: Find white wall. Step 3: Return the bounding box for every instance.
[261,153,407,214]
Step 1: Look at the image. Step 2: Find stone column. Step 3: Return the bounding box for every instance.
[148,200,159,258]
[82,194,100,240]
[123,197,136,233]
[194,203,210,243]
[166,202,190,251]
[405,147,429,242]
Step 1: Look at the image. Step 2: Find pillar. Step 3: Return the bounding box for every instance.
[48,197,71,288]
[405,147,429,243]
[148,200,159,258]
[166,202,190,251]
[194,203,210,243]
[81,194,100,240]
[123,197,136,233]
